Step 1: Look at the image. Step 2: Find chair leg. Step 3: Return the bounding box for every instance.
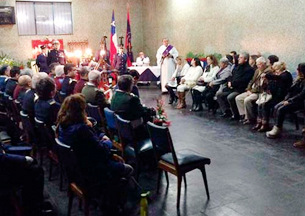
[200,166,210,200]
[48,159,53,181]
[183,174,187,187]
[68,190,74,216]
[165,171,169,186]
[157,169,162,193]
[176,176,182,209]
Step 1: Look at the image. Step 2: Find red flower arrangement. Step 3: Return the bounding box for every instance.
[153,99,171,126]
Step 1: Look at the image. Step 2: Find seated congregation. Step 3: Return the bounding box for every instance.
[166,52,305,145]
[0,64,211,215]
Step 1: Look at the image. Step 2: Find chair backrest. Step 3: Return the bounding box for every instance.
[116,115,134,143]
[20,111,35,144]
[104,107,117,130]
[86,103,103,125]
[147,121,179,168]
[34,117,54,149]
[55,138,82,185]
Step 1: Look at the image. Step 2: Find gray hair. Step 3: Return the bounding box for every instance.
[31,72,48,89]
[88,70,101,82]
[256,56,267,64]
[240,52,250,61]
[55,65,64,77]
[20,68,34,77]
[219,57,229,65]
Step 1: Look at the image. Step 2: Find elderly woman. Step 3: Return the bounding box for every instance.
[176,58,203,109]
[205,57,232,113]
[266,63,305,138]
[191,55,219,111]
[253,62,293,131]
[235,56,272,124]
[165,56,190,104]
[54,65,65,91]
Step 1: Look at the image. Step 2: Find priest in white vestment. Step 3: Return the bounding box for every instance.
[156,38,179,92]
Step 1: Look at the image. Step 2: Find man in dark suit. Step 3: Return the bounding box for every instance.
[4,66,20,98]
[114,45,128,75]
[60,64,77,99]
[81,70,109,110]
[74,66,89,94]
[36,45,50,73]
[47,40,66,66]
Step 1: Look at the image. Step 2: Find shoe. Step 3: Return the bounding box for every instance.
[293,140,305,148]
[230,116,240,121]
[168,98,174,104]
[266,125,281,138]
[257,120,269,132]
[252,122,262,130]
[243,119,251,125]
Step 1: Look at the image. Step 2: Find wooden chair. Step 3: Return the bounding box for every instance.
[103,107,122,151]
[147,121,211,208]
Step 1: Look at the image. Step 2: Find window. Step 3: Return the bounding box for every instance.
[16,1,73,35]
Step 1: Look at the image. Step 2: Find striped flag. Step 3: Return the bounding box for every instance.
[110,10,118,66]
[125,4,133,66]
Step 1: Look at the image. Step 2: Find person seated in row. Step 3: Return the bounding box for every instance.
[20,68,34,78]
[129,69,140,97]
[35,77,60,127]
[22,73,48,119]
[235,56,272,124]
[74,66,89,94]
[0,65,10,93]
[60,63,77,97]
[176,57,203,109]
[165,56,190,104]
[56,94,133,212]
[4,66,20,98]
[136,52,150,66]
[205,57,232,113]
[81,70,109,111]
[253,61,292,132]
[13,75,31,103]
[249,55,259,71]
[266,63,305,138]
[217,52,255,120]
[268,55,279,67]
[48,62,60,79]
[191,54,219,111]
[54,65,65,91]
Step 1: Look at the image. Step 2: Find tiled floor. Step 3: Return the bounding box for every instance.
[45,85,305,216]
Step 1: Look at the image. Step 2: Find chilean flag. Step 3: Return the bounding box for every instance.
[110,10,118,66]
[125,4,133,67]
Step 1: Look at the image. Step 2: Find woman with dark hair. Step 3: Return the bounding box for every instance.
[249,55,259,71]
[266,63,305,138]
[268,55,279,66]
[176,58,203,109]
[191,55,220,111]
[57,94,133,189]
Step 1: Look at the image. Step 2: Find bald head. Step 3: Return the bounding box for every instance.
[18,75,32,88]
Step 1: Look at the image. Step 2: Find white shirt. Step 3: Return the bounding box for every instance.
[136,56,150,66]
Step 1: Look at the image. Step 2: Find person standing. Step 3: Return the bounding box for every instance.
[47,40,66,66]
[114,45,128,75]
[36,45,50,73]
[156,38,179,92]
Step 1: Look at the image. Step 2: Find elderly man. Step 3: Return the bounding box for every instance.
[22,72,48,118]
[156,38,179,92]
[47,40,66,66]
[13,75,32,103]
[81,70,109,110]
[74,66,89,94]
[235,57,272,124]
[216,52,255,120]
[136,52,150,66]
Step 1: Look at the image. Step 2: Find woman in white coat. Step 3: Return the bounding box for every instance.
[165,56,190,104]
[176,58,203,109]
[191,55,219,111]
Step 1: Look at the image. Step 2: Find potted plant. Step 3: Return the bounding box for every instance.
[153,99,171,126]
[185,52,195,63]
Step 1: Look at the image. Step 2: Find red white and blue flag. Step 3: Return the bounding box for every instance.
[110,10,118,66]
[125,4,134,67]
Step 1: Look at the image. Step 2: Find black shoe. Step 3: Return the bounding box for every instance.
[220,112,230,118]
[230,116,240,121]
[168,98,174,104]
